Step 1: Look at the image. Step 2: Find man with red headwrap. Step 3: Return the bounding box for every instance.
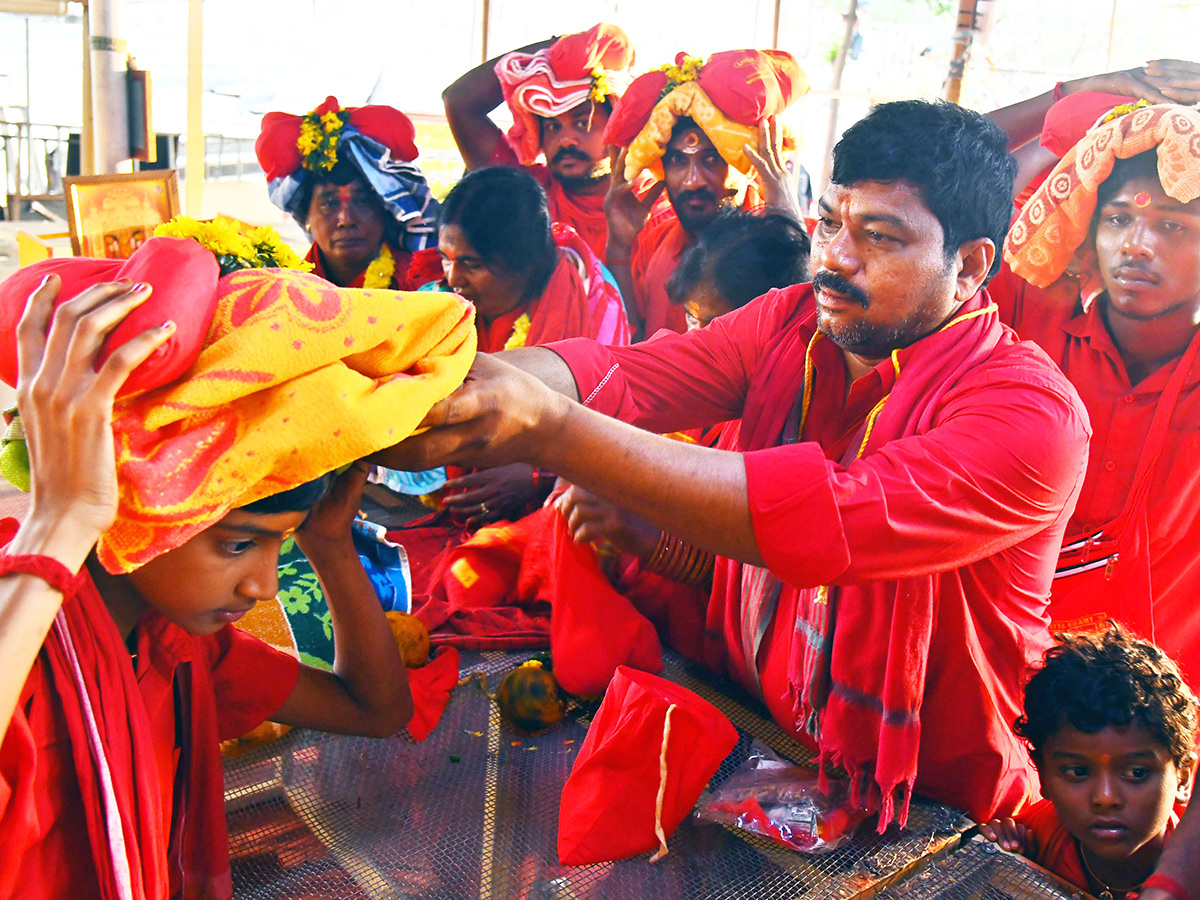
[443,24,635,262]
[602,50,809,337]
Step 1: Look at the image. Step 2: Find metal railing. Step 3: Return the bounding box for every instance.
[0,119,76,219]
[1,119,263,220]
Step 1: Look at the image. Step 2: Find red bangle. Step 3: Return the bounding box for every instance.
[1052,81,1066,101]
[0,553,85,596]
[1143,874,1193,900]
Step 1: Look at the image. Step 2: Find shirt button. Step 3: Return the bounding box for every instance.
[1124,395,1135,404]
[1104,460,1117,472]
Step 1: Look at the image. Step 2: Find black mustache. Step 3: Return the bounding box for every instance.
[812,271,869,308]
[676,189,719,207]
[551,147,593,165]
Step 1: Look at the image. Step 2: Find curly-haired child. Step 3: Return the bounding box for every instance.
[981,627,1197,899]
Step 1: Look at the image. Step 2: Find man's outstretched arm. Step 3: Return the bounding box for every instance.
[442,37,555,170]
[376,353,763,564]
[988,59,1200,151]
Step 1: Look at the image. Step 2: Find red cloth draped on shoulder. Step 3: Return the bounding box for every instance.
[304,242,443,291]
[632,188,763,336]
[0,519,298,900]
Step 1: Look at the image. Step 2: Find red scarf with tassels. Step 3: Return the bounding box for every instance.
[734,294,1017,831]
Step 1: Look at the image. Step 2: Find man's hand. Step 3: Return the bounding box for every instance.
[744,116,802,219]
[554,482,661,559]
[294,461,369,556]
[374,353,571,474]
[1067,60,1200,105]
[604,147,667,257]
[977,818,1037,858]
[442,463,538,527]
[12,276,174,570]
[1142,59,1200,104]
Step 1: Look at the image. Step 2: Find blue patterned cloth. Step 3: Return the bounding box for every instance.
[267,125,440,252]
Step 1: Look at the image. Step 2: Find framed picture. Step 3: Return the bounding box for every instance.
[64,170,180,259]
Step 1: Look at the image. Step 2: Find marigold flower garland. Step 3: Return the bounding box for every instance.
[657,55,705,98]
[297,102,351,172]
[361,245,397,289]
[503,313,533,350]
[154,215,313,277]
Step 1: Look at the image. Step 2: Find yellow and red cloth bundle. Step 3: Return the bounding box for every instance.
[602,49,809,182]
[0,237,476,573]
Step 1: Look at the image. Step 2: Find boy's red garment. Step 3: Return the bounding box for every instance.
[989,265,1200,686]
[549,284,1090,827]
[0,520,299,900]
[1017,798,1178,891]
[405,647,461,742]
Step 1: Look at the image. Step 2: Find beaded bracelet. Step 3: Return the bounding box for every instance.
[1143,874,1193,900]
[0,553,85,596]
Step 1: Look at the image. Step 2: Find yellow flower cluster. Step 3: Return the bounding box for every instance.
[154,215,314,276]
[297,103,350,172]
[657,55,705,91]
[362,244,397,289]
[502,313,533,350]
[1099,98,1151,125]
[589,64,611,103]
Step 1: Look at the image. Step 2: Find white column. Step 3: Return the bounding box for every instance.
[87,0,129,174]
[185,0,204,215]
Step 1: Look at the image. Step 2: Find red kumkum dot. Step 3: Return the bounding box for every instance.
[1134,191,1152,207]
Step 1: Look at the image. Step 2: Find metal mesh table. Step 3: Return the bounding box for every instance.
[877,839,1091,899]
[225,652,1015,899]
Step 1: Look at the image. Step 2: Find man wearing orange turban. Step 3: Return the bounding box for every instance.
[443,24,636,262]
[601,50,809,337]
[0,235,475,899]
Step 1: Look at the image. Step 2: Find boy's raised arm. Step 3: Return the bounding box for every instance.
[269,462,413,737]
[0,276,174,744]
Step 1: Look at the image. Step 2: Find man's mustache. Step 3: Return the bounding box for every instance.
[551,147,593,165]
[812,270,869,308]
[675,188,719,207]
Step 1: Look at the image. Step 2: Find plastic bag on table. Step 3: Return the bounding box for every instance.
[695,740,868,854]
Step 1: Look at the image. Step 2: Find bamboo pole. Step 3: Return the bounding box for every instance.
[944,0,978,105]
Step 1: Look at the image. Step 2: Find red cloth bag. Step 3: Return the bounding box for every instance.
[523,509,662,697]
[406,647,461,742]
[557,666,738,865]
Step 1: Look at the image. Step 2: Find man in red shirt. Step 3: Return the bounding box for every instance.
[442,24,635,262]
[383,100,1091,828]
[602,50,808,336]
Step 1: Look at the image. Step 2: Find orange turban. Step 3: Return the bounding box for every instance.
[602,50,809,182]
[0,237,476,573]
[1005,103,1200,288]
[495,23,635,165]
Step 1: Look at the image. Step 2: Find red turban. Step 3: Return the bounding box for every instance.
[255,96,419,182]
[602,50,809,181]
[495,23,635,165]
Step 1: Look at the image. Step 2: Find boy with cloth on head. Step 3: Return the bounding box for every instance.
[0,234,475,899]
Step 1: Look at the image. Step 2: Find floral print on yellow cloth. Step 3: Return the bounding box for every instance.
[100,267,476,573]
[1004,103,1200,289]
